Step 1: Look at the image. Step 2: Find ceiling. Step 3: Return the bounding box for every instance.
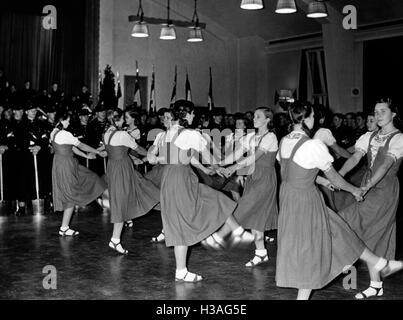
[192,0,403,41]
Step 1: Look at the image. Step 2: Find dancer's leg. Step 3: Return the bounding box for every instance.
[174,246,202,282]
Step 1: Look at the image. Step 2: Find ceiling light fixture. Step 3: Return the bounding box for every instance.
[275,0,297,14]
[306,0,328,18]
[160,0,176,40]
[188,0,203,42]
[131,0,149,38]
[240,0,264,10]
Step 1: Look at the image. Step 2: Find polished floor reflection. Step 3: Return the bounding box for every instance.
[0,204,403,300]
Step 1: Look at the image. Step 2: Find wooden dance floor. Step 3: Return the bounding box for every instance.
[1,204,403,300]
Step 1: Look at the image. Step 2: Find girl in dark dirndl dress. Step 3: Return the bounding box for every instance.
[276,102,403,300]
[336,99,403,297]
[103,109,160,255]
[160,101,254,283]
[206,108,278,267]
[51,110,108,236]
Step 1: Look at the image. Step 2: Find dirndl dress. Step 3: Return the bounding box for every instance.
[160,129,237,247]
[276,136,365,289]
[51,130,107,211]
[338,130,402,260]
[105,130,160,223]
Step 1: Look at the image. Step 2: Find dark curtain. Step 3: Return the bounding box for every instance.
[0,0,99,98]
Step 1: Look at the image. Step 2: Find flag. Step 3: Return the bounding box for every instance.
[134,60,141,107]
[208,67,214,111]
[185,71,192,102]
[274,89,279,105]
[116,81,122,100]
[170,65,177,105]
[149,67,156,114]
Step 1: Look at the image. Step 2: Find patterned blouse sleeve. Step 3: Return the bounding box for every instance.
[387,133,403,161]
[355,131,372,155]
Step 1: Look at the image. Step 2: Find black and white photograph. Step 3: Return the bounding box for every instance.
[1,0,403,308]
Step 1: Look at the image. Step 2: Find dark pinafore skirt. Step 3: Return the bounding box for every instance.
[51,136,107,211]
[105,132,160,223]
[233,151,278,232]
[276,137,365,290]
[160,132,237,247]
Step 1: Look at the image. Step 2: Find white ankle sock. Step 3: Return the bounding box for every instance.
[374,258,387,271]
[111,237,120,244]
[176,268,188,279]
[233,226,244,237]
[370,281,383,288]
[256,249,267,256]
[60,226,69,231]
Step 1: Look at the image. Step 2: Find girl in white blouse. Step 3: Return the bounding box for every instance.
[337,99,403,298]
[51,111,108,237]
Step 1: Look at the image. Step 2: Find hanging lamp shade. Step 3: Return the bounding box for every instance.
[160,25,176,40]
[307,0,328,18]
[240,0,264,10]
[131,21,149,37]
[187,27,203,42]
[275,0,297,14]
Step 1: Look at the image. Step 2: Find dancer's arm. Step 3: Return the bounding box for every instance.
[190,156,215,175]
[316,175,337,191]
[338,151,364,177]
[224,148,266,176]
[72,146,94,159]
[324,166,362,199]
[77,142,107,157]
[329,143,352,159]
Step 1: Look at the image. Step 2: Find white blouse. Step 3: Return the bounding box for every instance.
[104,128,138,150]
[277,132,334,171]
[127,128,141,141]
[174,129,208,152]
[314,128,336,147]
[240,131,278,153]
[355,130,403,166]
[51,129,80,146]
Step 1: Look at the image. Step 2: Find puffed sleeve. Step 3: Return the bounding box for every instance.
[120,131,138,150]
[355,131,372,155]
[153,132,165,147]
[294,139,334,171]
[174,129,207,152]
[314,128,336,147]
[258,132,278,153]
[239,132,254,151]
[129,129,141,141]
[60,130,80,146]
[387,133,403,161]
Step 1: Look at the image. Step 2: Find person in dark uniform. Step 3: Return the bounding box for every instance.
[0,100,13,204]
[87,103,108,176]
[76,85,93,108]
[48,83,64,109]
[70,108,92,167]
[7,100,42,214]
[40,104,58,211]
[20,81,36,103]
